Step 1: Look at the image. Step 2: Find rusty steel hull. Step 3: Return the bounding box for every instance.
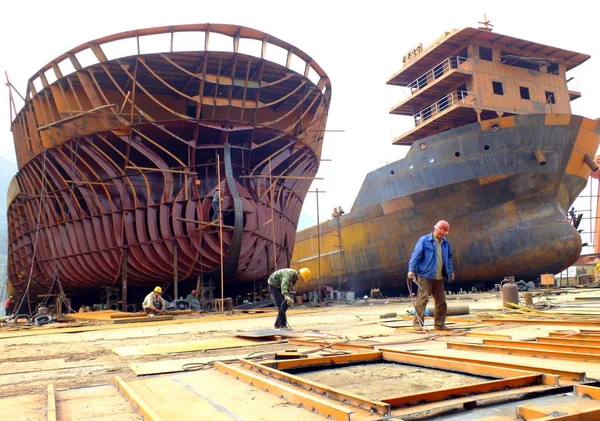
[291,114,600,292]
[7,24,331,292]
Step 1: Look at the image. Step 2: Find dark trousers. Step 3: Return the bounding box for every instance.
[5,307,13,317]
[413,276,447,328]
[269,285,288,328]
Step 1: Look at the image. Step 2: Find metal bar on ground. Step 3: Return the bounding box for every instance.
[381,374,544,408]
[113,375,165,421]
[239,359,390,416]
[575,384,600,400]
[537,336,600,347]
[480,318,600,327]
[380,351,559,385]
[483,338,600,354]
[446,342,600,363]
[213,362,353,421]
[378,348,583,382]
[264,351,383,371]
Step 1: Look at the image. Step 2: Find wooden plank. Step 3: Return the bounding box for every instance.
[47,384,56,421]
[111,337,280,357]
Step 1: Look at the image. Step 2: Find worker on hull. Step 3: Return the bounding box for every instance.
[142,286,166,316]
[407,220,456,332]
[267,268,311,329]
[4,295,14,317]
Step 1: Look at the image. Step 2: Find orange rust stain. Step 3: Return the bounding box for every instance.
[545,114,571,126]
[566,119,600,179]
[480,116,515,132]
[381,196,413,214]
[479,174,513,185]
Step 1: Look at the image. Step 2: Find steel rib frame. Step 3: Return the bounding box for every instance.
[8,24,332,291]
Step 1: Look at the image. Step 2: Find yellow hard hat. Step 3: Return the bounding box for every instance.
[596,263,600,272]
[154,286,163,294]
[298,268,311,282]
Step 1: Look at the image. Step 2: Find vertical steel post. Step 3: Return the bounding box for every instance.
[173,243,179,300]
[269,158,277,271]
[316,188,321,305]
[218,154,224,313]
[121,248,128,312]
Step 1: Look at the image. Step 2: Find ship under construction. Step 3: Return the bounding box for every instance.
[6,24,331,298]
[291,25,600,293]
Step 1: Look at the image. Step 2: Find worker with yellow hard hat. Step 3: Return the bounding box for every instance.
[142,286,166,316]
[267,268,311,330]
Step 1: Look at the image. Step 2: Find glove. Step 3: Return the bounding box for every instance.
[285,296,294,306]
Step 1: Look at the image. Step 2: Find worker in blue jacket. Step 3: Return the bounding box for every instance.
[407,220,455,332]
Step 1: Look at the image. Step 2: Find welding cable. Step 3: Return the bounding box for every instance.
[406,275,430,334]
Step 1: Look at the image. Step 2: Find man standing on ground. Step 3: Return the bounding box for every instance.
[142,286,166,316]
[407,220,455,332]
[4,295,14,317]
[267,268,311,330]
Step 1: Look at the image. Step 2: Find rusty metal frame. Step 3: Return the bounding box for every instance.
[8,23,333,293]
[214,344,569,420]
[446,341,600,363]
[378,348,584,382]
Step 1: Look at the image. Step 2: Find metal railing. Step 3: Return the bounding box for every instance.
[414,90,475,126]
[407,56,469,93]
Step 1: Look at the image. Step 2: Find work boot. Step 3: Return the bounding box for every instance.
[434,325,451,331]
[412,326,425,333]
[273,325,280,330]
[279,326,292,331]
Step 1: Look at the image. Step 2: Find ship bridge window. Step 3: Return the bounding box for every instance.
[479,46,493,61]
[545,91,556,104]
[520,86,530,100]
[547,62,559,75]
[492,81,504,95]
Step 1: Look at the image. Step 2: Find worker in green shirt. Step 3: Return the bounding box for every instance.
[267,268,311,329]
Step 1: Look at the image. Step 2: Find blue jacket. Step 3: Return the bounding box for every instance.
[408,233,454,280]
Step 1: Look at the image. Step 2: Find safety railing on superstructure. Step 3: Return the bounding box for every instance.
[407,56,469,93]
[414,90,476,126]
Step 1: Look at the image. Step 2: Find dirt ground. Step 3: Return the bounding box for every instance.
[298,362,484,399]
[0,288,596,399]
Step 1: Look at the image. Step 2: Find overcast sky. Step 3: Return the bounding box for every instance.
[1,0,598,241]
